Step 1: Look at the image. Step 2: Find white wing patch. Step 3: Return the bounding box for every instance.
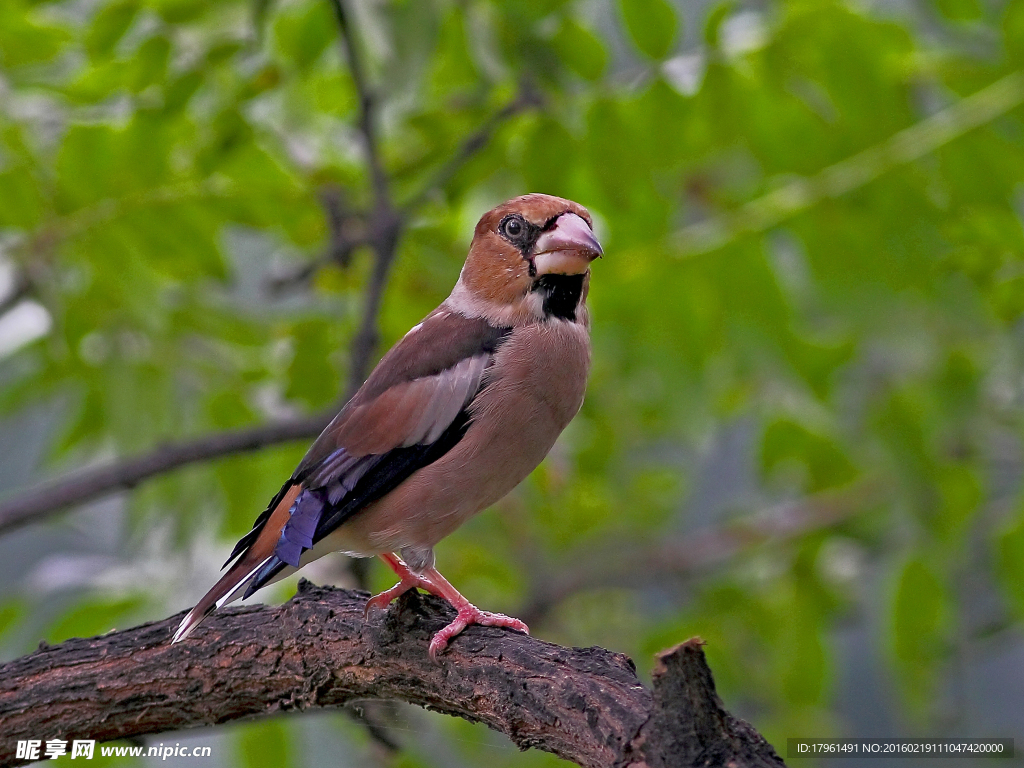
[402,354,488,446]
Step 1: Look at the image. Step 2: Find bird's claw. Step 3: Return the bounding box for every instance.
[428,607,530,660]
[370,554,529,660]
[364,575,434,619]
[363,591,394,618]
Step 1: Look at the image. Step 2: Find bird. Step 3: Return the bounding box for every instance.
[172,193,603,658]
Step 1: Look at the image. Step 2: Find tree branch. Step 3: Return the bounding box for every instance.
[328,0,389,211]
[675,70,1024,256]
[269,90,535,295]
[0,4,538,538]
[327,0,402,396]
[0,270,32,319]
[0,0,396,536]
[0,581,785,768]
[0,412,332,536]
[520,482,880,626]
[266,187,368,293]
[400,88,542,213]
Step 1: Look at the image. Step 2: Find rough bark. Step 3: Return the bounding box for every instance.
[637,641,785,768]
[0,581,785,768]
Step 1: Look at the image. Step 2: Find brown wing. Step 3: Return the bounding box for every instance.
[174,310,512,642]
[329,352,489,455]
[220,310,509,570]
[224,310,509,586]
[294,309,511,475]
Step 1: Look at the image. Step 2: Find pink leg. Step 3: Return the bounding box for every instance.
[366,553,529,659]
[418,565,529,659]
[363,553,436,616]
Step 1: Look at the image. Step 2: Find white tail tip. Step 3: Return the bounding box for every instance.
[171,611,200,644]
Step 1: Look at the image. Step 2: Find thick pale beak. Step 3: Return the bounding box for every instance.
[532,212,603,276]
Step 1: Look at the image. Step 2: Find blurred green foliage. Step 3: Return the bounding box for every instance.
[3,0,1024,765]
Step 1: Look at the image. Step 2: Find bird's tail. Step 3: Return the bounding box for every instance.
[172,483,303,643]
[171,555,268,643]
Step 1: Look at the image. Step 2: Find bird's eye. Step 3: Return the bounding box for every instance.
[500,216,524,239]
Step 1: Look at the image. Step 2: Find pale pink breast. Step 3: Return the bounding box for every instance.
[340,320,591,554]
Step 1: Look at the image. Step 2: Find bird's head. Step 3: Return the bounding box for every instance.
[450,194,603,325]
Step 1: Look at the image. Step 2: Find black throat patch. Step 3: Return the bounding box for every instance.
[532,274,586,321]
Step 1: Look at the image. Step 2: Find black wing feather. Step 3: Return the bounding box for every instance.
[244,411,471,594]
[223,311,510,599]
[222,480,295,568]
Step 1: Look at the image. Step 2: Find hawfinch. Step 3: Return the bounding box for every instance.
[173,193,602,657]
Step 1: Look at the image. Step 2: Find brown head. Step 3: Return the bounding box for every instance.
[448,194,603,326]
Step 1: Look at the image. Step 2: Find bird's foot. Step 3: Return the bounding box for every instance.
[428,606,529,660]
[364,572,435,618]
[373,552,529,659]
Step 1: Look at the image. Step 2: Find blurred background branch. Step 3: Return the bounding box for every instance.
[327,0,403,396]
[676,70,1024,256]
[520,480,883,627]
[0,412,331,535]
[0,272,32,319]
[0,0,539,537]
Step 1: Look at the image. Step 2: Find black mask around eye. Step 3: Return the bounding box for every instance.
[497,213,541,255]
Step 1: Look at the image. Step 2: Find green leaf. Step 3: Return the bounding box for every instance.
[240,64,283,100]
[1004,0,1024,63]
[780,598,827,706]
[63,59,128,103]
[996,512,1024,618]
[273,0,336,69]
[0,601,24,640]
[892,558,949,711]
[130,35,171,91]
[85,0,139,59]
[149,0,208,24]
[519,115,577,193]
[704,1,735,48]
[207,40,243,66]
[428,10,479,96]
[163,70,203,112]
[46,597,145,645]
[553,18,608,80]
[55,124,119,207]
[932,0,983,21]
[761,419,857,492]
[0,166,45,228]
[935,463,981,538]
[618,0,678,59]
[0,4,70,67]
[237,720,291,768]
[285,319,341,408]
